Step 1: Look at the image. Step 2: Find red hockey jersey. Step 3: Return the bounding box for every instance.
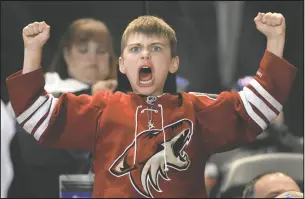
[6,51,296,198]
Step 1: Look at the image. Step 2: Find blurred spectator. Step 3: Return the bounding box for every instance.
[275,191,304,198]
[47,18,117,94]
[242,172,302,198]
[1,100,16,198]
[7,18,117,198]
[205,76,303,197]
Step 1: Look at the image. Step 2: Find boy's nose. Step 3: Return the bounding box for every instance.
[141,55,150,60]
[141,51,151,60]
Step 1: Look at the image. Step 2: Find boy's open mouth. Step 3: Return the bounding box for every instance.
[138,66,153,86]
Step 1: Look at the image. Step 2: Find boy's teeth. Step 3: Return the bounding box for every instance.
[140,79,152,84]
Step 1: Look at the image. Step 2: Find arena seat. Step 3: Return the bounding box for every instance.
[217,153,303,197]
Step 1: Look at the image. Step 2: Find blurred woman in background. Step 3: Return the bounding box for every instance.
[46,18,117,96]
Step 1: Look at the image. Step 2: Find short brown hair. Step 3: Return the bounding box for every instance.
[49,18,117,80]
[121,15,177,57]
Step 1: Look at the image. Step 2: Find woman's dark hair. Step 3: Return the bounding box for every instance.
[48,18,117,80]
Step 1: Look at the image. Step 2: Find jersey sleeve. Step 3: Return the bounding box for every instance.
[6,68,111,152]
[190,51,297,154]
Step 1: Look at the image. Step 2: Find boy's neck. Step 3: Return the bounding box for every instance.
[132,90,164,97]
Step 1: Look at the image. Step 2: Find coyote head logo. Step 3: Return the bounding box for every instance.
[109,119,193,198]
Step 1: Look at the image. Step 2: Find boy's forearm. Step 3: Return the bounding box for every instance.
[266,36,285,59]
[22,48,43,74]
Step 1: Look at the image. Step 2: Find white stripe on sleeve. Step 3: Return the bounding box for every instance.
[34,97,58,141]
[16,94,58,140]
[250,79,282,112]
[23,96,53,134]
[238,91,267,130]
[243,87,277,122]
[16,95,48,124]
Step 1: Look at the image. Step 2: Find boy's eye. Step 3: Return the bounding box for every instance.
[152,46,161,52]
[131,47,140,52]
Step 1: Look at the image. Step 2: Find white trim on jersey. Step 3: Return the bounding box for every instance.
[16,94,58,140]
[23,96,53,134]
[188,92,217,100]
[16,95,48,124]
[238,91,267,130]
[250,79,282,112]
[239,79,282,130]
[34,97,58,141]
[243,87,277,122]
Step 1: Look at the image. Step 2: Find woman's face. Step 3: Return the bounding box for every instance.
[64,40,110,85]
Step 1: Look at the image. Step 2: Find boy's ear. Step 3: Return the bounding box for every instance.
[169,56,179,73]
[119,57,126,74]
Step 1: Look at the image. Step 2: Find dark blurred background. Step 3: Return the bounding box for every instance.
[1,1,303,137]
